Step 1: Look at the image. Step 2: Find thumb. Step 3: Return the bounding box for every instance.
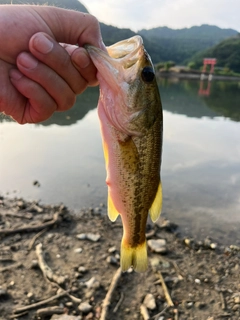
[35,6,105,49]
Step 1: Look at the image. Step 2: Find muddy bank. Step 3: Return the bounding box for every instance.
[0,196,240,320]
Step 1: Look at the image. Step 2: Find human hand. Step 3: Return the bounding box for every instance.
[0,5,105,124]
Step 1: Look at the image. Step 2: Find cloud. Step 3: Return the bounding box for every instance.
[82,0,240,32]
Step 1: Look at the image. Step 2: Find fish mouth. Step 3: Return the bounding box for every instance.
[85,36,145,86]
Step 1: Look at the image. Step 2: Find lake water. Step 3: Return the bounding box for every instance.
[1,79,240,245]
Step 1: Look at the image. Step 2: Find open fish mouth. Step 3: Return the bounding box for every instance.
[85,36,147,86]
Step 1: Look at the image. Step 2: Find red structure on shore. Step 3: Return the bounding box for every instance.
[202,58,217,74]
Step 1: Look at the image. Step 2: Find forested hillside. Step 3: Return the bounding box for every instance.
[188,35,240,73]
[139,25,238,64]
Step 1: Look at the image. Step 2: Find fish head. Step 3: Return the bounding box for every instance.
[86,36,162,137]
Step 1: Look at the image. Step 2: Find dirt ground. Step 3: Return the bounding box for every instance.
[0,196,239,320]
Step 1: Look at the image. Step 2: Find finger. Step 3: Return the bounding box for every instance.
[16,52,76,111]
[29,33,88,94]
[71,47,98,87]
[9,69,57,124]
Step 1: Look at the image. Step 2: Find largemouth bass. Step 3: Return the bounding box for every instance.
[86,36,163,272]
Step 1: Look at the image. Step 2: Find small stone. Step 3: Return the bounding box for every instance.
[78,266,87,273]
[78,302,92,313]
[143,293,156,310]
[33,180,40,187]
[94,207,101,214]
[56,254,61,258]
[106,255,118,265]
[115,253,120,260]
[234,296,240,304]
[210,243,217,249]
[27,292,34,299]
[86,233,101,242]
[74,248,83,254]
[65,301,73,308]
[147,239,167,253]
[76,234,87,240]
[108,246,117,253]
[195,279,201,284]
[85,277,100,289]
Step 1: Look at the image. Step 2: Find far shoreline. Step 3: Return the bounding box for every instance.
[157,71,240,81]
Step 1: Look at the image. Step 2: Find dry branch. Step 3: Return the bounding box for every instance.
[28,228,48,251]
[157,271,174,307]
[36,243,65,285]
[14,291,67,314]
[0,212,61,236]
[0,262,22,273]
[140,304,150,320]
[100,267,122,320]
[36,306,65,317]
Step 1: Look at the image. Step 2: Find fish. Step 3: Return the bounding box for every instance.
[86,36,163,272]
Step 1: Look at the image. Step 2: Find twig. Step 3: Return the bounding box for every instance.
[5,212,33,219]
[152,306,169,319]
[13,291,67,313]
[0,212,61,236]
[28,228,48,251]
[113,292,124,313]
[9,311,29,318]
[157,271,174,307]
[36,243,65,285]
[0,262,22,273]
[140,304,150,320]
[36,306,64,317]
[35,243,81,304]
[220,292,226,310]
[100,267,122,320]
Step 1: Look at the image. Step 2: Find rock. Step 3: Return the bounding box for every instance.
[106,255,118,265]
[86,233,101,242]
[76,233,101,242]
[108,246,117,253]
[74,248,83,253]
[195,279,201,284]
[78,266,87,273]
[78,302,92,313]
[210,243,217,249]
[65,301,73,308]
[143,293,156,310]
[147,239,167,253]
[84,277,100,289]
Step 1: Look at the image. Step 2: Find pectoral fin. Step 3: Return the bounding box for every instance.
[149,182,162,222]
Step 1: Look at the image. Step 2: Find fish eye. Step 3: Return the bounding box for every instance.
[141,66,155,83]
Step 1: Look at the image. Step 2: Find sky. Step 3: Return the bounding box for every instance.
[81,0,240,32]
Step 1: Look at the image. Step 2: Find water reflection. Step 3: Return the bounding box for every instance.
[1,79,240,244]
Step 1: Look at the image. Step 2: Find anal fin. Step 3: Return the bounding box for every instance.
[108,192,120,222]
[149,182,162,222]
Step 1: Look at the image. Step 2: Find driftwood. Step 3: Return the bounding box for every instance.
[0,212,61,236]
[100,267,122,320]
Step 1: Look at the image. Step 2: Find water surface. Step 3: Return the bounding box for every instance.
[1,79,240,245]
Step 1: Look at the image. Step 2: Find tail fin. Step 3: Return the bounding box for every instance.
[121,240,148,273]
